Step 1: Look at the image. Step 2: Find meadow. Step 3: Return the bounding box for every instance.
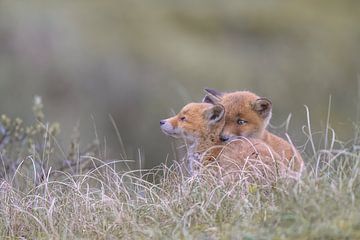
[0,97,359,239]
[0,1,359,239]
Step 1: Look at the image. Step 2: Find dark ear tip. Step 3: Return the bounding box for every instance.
[203,88,223,98]
[255,98,272,109]
[253,97,272,118]
[203,88,214,94]
[257,97,272,105]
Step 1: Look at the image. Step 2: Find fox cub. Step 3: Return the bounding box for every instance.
[160,103,292,183]
[203,89,304,173]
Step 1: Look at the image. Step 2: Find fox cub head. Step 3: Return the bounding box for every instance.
[203,88,272,141]
[160,103,225,143]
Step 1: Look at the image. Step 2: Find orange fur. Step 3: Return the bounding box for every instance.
[160,103,294,183]
[204,90,304,173]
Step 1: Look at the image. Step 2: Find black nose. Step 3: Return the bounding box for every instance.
[160,120,165,126]
[220,135,229,142]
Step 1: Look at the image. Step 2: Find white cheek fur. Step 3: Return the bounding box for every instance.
[160,122,198,143]
[160,121,181,136]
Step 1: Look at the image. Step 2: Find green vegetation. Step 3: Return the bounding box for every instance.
[0,99,359,239]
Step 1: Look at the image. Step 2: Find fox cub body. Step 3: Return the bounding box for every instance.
[203,89,304,173]
[160,103,292,183]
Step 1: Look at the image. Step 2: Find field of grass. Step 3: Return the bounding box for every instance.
[1,98,360,239]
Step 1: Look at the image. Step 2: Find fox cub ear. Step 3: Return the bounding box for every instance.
[202,95,218,104]
[204,104,225,124]
[204,88,223,98]
[202,88,223,104]
[253,98,272,118]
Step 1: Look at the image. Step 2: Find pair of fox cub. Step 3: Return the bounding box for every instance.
[160,89,304,182]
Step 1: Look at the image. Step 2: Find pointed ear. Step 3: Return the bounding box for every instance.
[252,98,272,119]
[202,88,223,104]
[204,104,225,124]
[202,95,219,104]
[204,88,223,98]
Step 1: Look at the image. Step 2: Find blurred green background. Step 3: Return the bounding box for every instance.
[0,0,359,168]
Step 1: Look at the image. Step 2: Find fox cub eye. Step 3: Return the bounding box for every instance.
[180,117,186,121]
[237,119,247,125]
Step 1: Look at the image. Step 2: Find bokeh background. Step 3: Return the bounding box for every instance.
[0,0,359,168]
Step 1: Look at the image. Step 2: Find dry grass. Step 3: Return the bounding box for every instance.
[1,99,360,239]
[1,147,360,239]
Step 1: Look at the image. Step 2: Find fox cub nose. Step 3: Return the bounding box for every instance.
[160,120,166,126]
[220,135,230,142]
